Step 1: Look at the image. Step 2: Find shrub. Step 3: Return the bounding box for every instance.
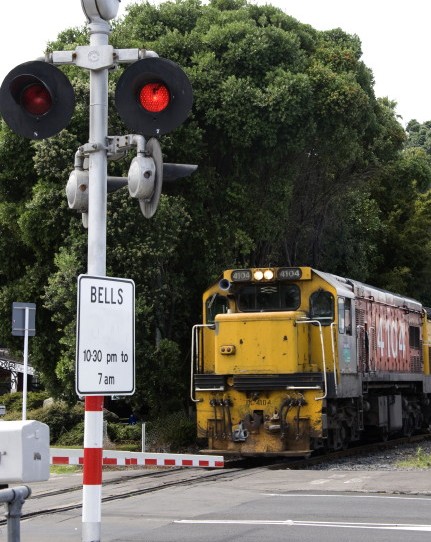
[104,410,121,423]
[107,422,142,443]
[27,402,85,444]
[145,411,196,452]
[0,393,197,451]
[56,421,85,446]
[0,391,49,413]
[166,416,196,450]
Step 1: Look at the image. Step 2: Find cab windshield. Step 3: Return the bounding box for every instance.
[237,283,300,312]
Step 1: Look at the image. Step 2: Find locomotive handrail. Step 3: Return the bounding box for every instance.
[356,324,366,372]
[296,319,327,400]
[286,386,320,390]
[369,326,376,372]
[190,324,214,403]
[357,324,376,373]
[330,322,338,393]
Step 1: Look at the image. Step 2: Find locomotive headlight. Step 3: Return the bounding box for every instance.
[254,270,264,281]
[264,269,274,280]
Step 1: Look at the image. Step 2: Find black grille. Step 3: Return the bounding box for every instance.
[233,373,324,391]
[194,374,226,391]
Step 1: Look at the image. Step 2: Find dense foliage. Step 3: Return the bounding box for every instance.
[0,0,430,416]
[0,392,194,450]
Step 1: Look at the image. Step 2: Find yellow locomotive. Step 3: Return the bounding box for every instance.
[191,267,431,456]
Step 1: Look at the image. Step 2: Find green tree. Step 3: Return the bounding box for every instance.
[369,119,431,302]
[406,119,431,156]
[0,0,410,414]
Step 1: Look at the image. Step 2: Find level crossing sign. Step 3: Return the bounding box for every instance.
[76,275,135,395]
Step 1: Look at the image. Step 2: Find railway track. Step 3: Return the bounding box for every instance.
[0,465,248,524]
[2,432,429,524]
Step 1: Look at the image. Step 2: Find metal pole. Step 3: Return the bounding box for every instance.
[142,422,146,453]
[0,485,31,542]
[82,16,110,542]
[22,308,29,421]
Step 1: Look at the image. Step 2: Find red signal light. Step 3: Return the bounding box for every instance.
[139,83,170,113]
[115,57,193,136]
[0,61,75,139]
[21,83,52,116]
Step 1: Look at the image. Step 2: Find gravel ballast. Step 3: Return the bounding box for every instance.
[304,440,431,471]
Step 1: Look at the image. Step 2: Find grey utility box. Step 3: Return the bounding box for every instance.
[0,420,50,483]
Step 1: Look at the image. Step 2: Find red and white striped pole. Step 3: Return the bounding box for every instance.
[81,1,111,539]
[82,396,104,541]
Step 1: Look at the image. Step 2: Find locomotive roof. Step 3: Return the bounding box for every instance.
[313,269,423,312]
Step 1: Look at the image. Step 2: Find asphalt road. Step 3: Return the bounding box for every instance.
[5,467,431,541]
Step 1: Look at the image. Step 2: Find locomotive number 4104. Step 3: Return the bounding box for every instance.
[376,317,407,359]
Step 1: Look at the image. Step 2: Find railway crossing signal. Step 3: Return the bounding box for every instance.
[0,56,193,141]
[0,1,197,540]
[0,60,75,139]
[0,56,195,220]
[115,56,193,136]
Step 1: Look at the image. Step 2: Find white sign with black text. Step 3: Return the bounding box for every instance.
[76,275,135,395]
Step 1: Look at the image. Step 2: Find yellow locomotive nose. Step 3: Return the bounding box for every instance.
[214,311,308,375]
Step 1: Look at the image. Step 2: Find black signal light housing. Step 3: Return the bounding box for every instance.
[0,61,75,140]
[115,57,193,137]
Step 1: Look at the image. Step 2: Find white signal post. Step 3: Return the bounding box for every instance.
[80,2,120,541]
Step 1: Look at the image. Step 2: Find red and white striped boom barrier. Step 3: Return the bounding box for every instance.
[51,448,224,468]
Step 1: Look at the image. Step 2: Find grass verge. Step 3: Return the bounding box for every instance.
[396,446,431,469]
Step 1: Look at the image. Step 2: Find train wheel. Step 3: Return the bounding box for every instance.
[340,423,350,450]
[379,426,389,442]
[329,425,350,451]
[402,414,414,437]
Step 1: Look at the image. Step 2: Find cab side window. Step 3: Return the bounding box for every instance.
[206,294,229,324]
[409,326,421,349]
[338,297,352,335]
[310,289,334,325]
